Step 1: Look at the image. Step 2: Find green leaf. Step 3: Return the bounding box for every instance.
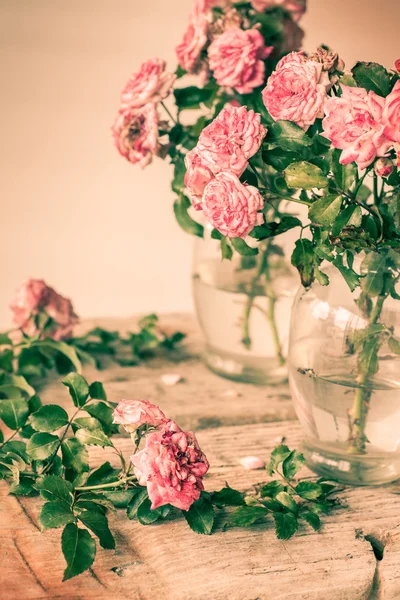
[331,149,357,192]
[332,205,362,236]
[62,523,96,581]
[285,161,329,190]
[0,333,12,345]
[105,489,137,509]
[352,61,391,96]
[309,195,342,226]
[89,382,107,401]
[275,491,297,513]
[39,501,75,530]
[76,428,113,448]
[282,450,305,479]
[291,239,315,288]
[86,462,120,486]
[61,438,89,473]
[183,496,214,535]
[332,255,360,292]
[85,402,113,435]
[211,487,245,507]
[0,398,29,430]
[358,336,381,377]
[389,337,400,355]
[273,512,298,540]
[227,505,267,527]
[26,432,59,460]
[267,444,292,475]
[127,487,149,519]
[29,405,69,433]
[211,228,223,240]
[0,349,13,373]
[221,237,233,260]
[34,340,82,374]
[295,481,323,500]
[9,475,38,496]
[262,147,300,172]
[315,268,330,286]
[231,238,258,256]
[267,121,312,153]
[259,481,285,498]
[302,510,321,531]
[62,373,89,407]
[78,506,115,549]
[174,85,215,109]
[73,417,103,431]
[360,252,387,297]
[136,497,169,525]
[174,194,204,238]
[35,475,74,503]
[0,374,35,399]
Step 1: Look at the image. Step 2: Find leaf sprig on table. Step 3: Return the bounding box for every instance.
[0,373,343,581]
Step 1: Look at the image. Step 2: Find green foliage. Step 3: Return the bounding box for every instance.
[62,373,89,407]
[285,161,329,189]
[0,398,29,430]
[309,195,342,226]
[174,194,204,238]
[351,62,392,96]
[267,121,313,153]
[61,523,96,581]
[291,239,316,288]
[29,405,69,433]
[174,85,216,109]
[231,238,258,256]
[183,496,215,535]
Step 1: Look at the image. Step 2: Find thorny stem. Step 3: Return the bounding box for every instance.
[75,475,138,492]
[161,101,177,125]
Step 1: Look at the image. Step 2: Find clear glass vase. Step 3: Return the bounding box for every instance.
[192,225,297,385]
[288,260,400,485]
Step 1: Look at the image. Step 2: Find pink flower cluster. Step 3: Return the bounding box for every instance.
[184,105,266,237]
[11,279,78,341]
[112,58,176,167]
[176,0,273,94]
[113,399,209,511]
[262,51,400,170]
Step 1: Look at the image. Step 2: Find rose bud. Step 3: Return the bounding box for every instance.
[374,158,394,178]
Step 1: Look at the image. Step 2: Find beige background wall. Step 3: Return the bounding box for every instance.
[1,0,399,328]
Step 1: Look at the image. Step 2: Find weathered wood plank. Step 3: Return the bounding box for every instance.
[5,421,400,600]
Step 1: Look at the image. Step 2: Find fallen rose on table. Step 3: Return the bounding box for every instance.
[0,279,186,383]
[0,373,342,581]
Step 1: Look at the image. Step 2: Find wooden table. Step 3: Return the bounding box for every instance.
[2,315,400,599]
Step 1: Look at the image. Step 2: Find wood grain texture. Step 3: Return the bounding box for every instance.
[1,316,400,599]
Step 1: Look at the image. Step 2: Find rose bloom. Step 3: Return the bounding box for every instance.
[208,28,273,94]
[395,59,400,74]
[176,9,208,73]
[251,0,306,21]
[131,420,209,511]
[322,85,392,170]
[197,105,267,176]
[184,148,214,210]
[10,279,78,340]
[112,104,158,168]
[262,51,328,130]
[113,399,167,433]
[202,171,264,238]
[382,80,400,144]
[119,58,176,111]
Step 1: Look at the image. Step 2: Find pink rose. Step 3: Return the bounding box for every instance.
[119,58,176,110]
[11,279,78,340]
[202,171,264,238]
[395,144,400,168]
[131,420,209,511]
[184,148,214,210]
[382,80,400,143]
[251,0,306,21]
[197,105,267,176]
[374,157,394,178]
[176,10,208,73]
[113,399,167,433]
[208,29,273,94]
[112,104,158,168]
[395,59,400,74]
[322,86,392,170]
[262,51,328,130]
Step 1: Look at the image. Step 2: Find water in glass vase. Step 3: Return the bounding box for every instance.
[193,255,295,385]
[289,339,400,485]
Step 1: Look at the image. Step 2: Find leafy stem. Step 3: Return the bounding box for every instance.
[0,427,21,450]
[75,475,138,492]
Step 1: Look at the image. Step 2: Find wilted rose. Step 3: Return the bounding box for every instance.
[374,157,394,178]
[112,104,159,168]
[131,420,209,511]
